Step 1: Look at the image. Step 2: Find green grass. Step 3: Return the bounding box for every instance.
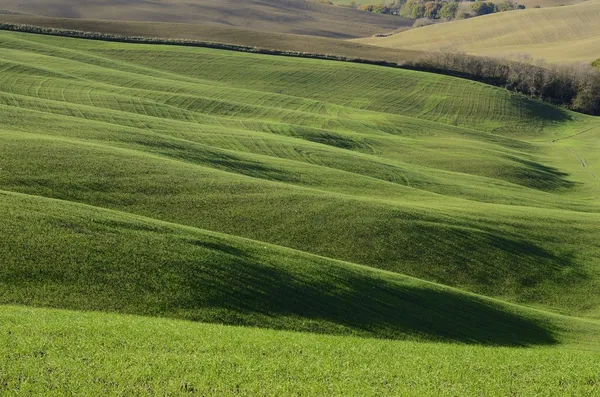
[2,189,583,345]
[1,30,600,393]
[2,305,600,395]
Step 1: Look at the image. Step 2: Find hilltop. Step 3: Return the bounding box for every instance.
[357,0,600,64]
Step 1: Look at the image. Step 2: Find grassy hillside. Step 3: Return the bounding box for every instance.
[2,305,600,395]
[0,0,412,39]
[2,29,600,394]
[357,0,600,63]
[1,30,599,318]
[0,189,566,344]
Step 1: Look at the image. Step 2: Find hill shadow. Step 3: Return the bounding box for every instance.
[133,137,301,183]
[175,239,558,346]
[509,95,573,124]
[377,222,589,306]
[504,155,577,192]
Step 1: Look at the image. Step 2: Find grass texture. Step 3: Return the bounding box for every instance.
[0,30,600,393]
[2,305,600,395]
[357,0,600,64]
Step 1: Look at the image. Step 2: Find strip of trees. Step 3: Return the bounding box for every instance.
[409,52,600,115]
[351,0,525,20]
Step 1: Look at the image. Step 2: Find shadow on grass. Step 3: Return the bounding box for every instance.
[504,155,576,192]
[132,137,300,183]
[372,222,589,302]
[176,240,558,346]
[5,208,566,348]
[509,95,573,124]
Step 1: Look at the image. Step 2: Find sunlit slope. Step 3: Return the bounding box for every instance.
[357,0,600,63]
[0,31,599,318]
[0,0,412,38]
[519,0,584,7]
[2,305,600,395]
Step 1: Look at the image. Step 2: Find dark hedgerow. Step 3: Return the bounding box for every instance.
[1,22,599,115]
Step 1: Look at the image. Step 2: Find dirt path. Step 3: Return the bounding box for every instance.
[566,147,599,181]
[552,125,600,143]
[552,124,600,183]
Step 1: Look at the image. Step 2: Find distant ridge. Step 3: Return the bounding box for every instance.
[0,0,413,38]
[357,0,600,64]
[0,14,422,63]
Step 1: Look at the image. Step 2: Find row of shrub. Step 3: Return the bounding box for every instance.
[409,52,600,115]
[401,0,460,19]
[346,0,525,20]
[0,23,598,115]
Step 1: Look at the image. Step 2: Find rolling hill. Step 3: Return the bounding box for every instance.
[1,30,600,314]
[1,30,600,393]
[0,0,412,38]
[357,0,600,64]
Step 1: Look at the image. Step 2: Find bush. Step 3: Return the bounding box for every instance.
[424,1,443,17]
[358,3,392,13]
[495,0,522,11]
[438,2,459,19]
[413,17,436,27]
[471,1,495,15]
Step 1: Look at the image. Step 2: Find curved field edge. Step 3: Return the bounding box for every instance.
[2,189,596,346]
[1,305,600,395]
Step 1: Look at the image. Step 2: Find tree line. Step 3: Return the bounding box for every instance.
[345,0,525,21]
[409,52,600,115]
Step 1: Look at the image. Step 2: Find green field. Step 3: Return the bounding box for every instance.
[3,305,600,395]
[1,30,600,393]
